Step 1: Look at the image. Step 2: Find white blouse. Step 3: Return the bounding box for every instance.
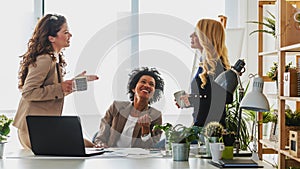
[116,115,138,148]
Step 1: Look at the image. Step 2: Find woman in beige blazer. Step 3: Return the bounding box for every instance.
[13,14,98,149]
[94,67,164,148]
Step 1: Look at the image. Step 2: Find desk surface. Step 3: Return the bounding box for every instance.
[0,149,274,169]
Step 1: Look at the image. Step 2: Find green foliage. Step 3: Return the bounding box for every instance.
[247,10,276,38]
[0,115,13,142]
[153,123,172,132]
[244,108,277,124]
[266,62,292,81]
[154,124,202,144]
[286,109,300,126]
[225,81,250,150]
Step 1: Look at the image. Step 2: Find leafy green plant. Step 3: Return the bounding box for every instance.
[0,115,13,142]
[285,109,300,126]
[266,61,292,81]
[247,10,276,38]
[154,124,202,144]
[225,82,250,150]
[153,123,172,133]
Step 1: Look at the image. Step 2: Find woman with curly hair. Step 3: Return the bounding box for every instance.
[94,67,164,148]
[13,14,99,149]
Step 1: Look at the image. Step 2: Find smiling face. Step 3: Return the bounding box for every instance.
[132,75,156,102]
[49,23,72,53]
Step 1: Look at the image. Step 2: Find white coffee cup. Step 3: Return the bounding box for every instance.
[72,76,88,91]
[174,90,186,108]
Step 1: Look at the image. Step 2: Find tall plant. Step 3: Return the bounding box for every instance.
[225,82,250,150]
[247,10,276,38]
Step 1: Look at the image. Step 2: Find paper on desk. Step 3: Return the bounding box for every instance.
[107,148,150,155]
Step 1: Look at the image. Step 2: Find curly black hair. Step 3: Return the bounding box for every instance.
[127,67,164,104]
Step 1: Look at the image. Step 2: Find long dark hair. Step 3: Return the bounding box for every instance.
[18,14,67,89]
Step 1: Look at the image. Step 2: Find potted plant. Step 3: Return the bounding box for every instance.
[153,123,172,153]
[203,121,225,161]
[247,10,276,38]
[225,81,251,151]
[154,124,202,161]
[0,114,13,158]
[221,130,235,160]
[266,61,292,81]
[266,61,293,91]
[268,108,300,145]
[204,121,224,143]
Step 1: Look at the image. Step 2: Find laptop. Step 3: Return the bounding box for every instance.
[26,115,104,157]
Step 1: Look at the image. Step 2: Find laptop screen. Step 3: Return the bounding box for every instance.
[26,116,87,156]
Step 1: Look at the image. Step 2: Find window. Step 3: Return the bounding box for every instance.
[44,0,225,137]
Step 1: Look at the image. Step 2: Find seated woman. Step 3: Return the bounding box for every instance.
[94,67,164,148]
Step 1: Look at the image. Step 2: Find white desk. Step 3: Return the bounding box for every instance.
[0,149,274,169]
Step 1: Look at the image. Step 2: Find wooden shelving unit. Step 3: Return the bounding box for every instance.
[257,0,300,168]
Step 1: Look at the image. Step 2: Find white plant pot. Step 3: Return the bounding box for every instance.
[0,143,5,158]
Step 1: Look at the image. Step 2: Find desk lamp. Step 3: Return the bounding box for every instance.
[215,59,246,156]
[240,75,270,161]
[215,59,245,96]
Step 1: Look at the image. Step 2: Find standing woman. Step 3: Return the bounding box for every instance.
[94,67,164,149]
[179,19,232,127]
[13,14,99,149]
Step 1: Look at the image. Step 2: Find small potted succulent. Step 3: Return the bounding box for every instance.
[204,121,224,143]
[203,121,225,161]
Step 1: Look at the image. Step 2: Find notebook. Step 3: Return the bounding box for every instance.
[208,159,264,168]
[26,115,104,157]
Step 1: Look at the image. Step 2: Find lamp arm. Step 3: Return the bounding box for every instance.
[235,73,245,156]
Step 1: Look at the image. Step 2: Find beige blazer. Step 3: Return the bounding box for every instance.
[94,101,162,149]
[13,54,65,131]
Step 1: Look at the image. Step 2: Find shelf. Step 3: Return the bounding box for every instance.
[258,50,278,56]
[279,96,300,101]
[261,76,274,82]
[280,150,300,163]
[259,0,276,4]
[266,94,278,99]
[280,43,300,52]
[259,139,279,152]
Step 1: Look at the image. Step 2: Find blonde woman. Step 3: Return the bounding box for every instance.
[178,19,231,127]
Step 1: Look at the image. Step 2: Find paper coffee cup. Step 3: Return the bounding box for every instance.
[174,90,186,108]
[72,76,88,91]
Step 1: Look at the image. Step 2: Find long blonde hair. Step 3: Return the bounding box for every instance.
[195,19,230,88]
